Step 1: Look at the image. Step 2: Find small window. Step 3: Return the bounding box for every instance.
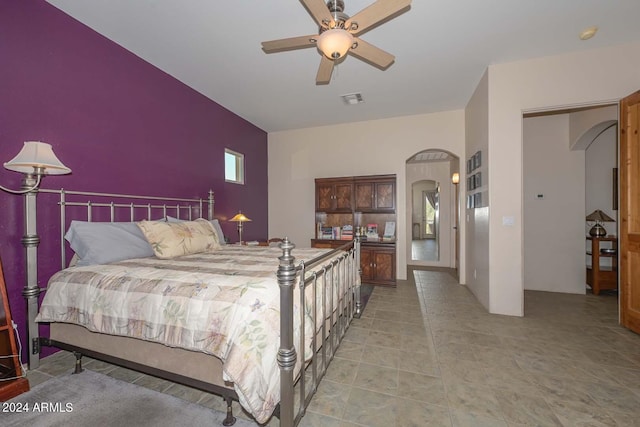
[225,149,244,184]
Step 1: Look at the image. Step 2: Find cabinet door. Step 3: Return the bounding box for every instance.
[374,182,395,211]
[360,248,374,282]
[334,182,353,211]
[355,182,374,211]
[373,250,395,283]
[316,182,334,211]
[354,179,395,212]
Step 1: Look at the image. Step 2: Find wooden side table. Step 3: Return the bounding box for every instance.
[586,236,618,295]
[0,257,30,400]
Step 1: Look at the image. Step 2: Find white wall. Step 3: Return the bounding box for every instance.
[465,70,490,309]
[585,125,618,271]
[570,105,617,148]
[487,41,640,316]
[523,114,586,294]
[585,125,618,233]
[268,110,466,281]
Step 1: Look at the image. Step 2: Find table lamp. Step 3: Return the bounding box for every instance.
[585,209,614,237]
[229,211,251,244]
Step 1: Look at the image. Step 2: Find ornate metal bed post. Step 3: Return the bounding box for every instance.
[208,190,215,220]
[276,238,297,427]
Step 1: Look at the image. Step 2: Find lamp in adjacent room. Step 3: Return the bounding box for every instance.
[451,172,460,185]
[1,141,71,369]
[229,211,252,245]
[585,209,615,237]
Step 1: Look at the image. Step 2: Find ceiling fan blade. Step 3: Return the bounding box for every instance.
[262,35,318,53]
[300,0,334,29]
[349,37,395,69]
[316,56,334,85]
[345,0,411,36]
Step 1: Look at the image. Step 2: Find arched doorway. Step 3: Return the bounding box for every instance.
[406,149,460,271]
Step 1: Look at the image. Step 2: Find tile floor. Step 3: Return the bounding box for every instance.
[411,239,438,261]
[29,267,640,426]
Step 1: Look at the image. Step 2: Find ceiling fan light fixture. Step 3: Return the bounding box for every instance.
[317,28,353,59]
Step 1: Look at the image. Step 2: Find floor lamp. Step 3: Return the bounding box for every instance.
[1,141,71,369]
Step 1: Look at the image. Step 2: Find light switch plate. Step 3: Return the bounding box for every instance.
[502,216,515,226]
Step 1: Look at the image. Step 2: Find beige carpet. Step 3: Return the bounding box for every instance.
[4,369,256,427]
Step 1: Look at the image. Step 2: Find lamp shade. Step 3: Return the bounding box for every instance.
[316,28,354,59]
[4,141,71,175]
[585,209,614,222]
[586,209,614,237]
[451,173,460,184]
[229,212,252,222]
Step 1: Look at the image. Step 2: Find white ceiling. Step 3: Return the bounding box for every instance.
[46,0,640,133]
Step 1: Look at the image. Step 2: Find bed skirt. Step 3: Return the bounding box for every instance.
[49,323,231,391]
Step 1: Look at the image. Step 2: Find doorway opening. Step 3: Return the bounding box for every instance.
[522,104,619,316]
[412,180,439,261]
[406,149,460,271]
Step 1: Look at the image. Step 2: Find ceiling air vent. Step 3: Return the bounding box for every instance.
[341,93,364,105]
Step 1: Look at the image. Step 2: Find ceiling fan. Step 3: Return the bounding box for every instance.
[261,0,412,85]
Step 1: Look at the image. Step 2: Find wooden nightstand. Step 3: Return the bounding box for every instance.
[586,236,618,295]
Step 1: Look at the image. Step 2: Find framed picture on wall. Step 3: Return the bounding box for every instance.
[474,192,482,208]
[467,159,473,173]
[473,151,482,169]
[467,176,474,190]
[474,172,482,188]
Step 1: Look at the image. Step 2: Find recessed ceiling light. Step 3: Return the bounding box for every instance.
[341,93,364,105]
[580,26,598,41]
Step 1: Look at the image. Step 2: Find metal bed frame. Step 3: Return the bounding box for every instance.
[28,188,361,427]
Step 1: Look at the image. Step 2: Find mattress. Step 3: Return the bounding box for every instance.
[36,245,353,423]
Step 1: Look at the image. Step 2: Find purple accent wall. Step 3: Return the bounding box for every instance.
[0,1,268,359]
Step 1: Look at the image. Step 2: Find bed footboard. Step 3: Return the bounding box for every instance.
[276,237,360,427]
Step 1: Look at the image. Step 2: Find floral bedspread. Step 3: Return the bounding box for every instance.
[36,245,357,423]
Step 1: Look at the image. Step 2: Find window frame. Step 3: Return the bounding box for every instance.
[224,148,245,185]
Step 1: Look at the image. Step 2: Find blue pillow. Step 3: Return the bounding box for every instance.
[65,221,155,266]
[209,219,227,246]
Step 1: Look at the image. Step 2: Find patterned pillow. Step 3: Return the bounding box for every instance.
[136,218,220,259]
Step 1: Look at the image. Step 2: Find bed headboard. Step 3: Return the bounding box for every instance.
[38,188,214,269]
